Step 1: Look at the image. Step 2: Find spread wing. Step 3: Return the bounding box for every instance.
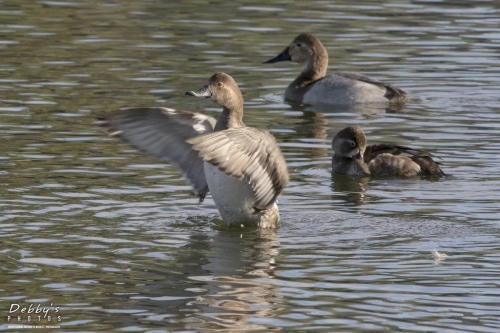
[365,144,445,176]
[336,72,407,101]
[186,127,289,209]
[102,107,216,200]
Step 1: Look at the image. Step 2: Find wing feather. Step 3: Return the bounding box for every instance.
[102,107,216,200]
[365,144,445,176]
[187,127,289,209]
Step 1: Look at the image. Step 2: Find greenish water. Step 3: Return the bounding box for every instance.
[1,0,500,332]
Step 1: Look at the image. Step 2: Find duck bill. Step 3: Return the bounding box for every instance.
[185,85,211,98]
[263,46,291,63]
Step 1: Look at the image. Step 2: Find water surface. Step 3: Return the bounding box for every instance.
[1,0,500,332]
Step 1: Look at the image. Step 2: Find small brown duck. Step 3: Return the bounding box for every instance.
[332,125,445,177]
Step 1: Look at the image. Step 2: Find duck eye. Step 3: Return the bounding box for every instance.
[349,140,356,148]
[296,43,302,47]
[217,82,223,87]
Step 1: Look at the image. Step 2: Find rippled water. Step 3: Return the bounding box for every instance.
[1,0,500,332]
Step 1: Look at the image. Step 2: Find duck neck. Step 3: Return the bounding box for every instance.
[214,106,245,131]
[292,53,328,88]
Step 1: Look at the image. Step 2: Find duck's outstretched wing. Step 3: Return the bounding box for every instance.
[187,127,289,210]
[365,144,445,176]
[102,107,216,201]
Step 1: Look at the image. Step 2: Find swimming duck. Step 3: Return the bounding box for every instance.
[264,33,408,105]
[332,125,445,177]
[104,72,289,228]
